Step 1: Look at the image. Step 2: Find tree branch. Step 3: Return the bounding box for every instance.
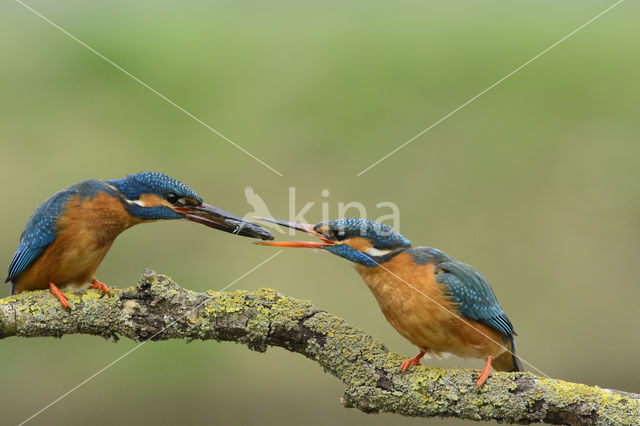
[1,270,637,424]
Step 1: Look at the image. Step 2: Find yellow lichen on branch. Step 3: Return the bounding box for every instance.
[0,270,638,425]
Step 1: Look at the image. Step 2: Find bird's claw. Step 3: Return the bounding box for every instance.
[400,351,426,373]
[475,355,494,388]
[400,358,420,373]
[90,278,110,295]
[49,282,70,310]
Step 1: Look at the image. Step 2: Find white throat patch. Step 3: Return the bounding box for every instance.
[364,247,394,257]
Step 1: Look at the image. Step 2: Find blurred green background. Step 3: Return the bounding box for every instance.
[1,1,639,425]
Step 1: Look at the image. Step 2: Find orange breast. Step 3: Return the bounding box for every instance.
[355,252,507,360]
[13,192,143,293]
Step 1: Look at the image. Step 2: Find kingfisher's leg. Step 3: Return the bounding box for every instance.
[49,282,70,310]
[476,355,494,388]
[400,351,426,373]
[89,278,109,294]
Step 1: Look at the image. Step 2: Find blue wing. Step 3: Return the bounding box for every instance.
[408,247,514,337]
[436,261,514,337]
[5,188,77,290]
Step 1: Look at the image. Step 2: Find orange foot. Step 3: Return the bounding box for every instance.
[49,282,70,310]
[89,278,110,294]
[476,355,494,388]
[400,351,425,373]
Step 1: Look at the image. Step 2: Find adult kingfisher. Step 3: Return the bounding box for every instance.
[5,171,273,309]
[256,217,522,387]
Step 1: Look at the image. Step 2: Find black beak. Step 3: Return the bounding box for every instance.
[176,203,274,240]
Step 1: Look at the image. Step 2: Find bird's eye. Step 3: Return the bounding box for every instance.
[328,229,347,241]
[166,193,179,204]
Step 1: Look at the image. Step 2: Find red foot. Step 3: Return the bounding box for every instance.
[400,351,425,373]
[90,278,110,294]
[49,282,70,310]
[476,355,494,388]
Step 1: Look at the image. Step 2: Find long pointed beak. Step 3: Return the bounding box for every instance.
[254,217,334,247]
[175,203,274,240]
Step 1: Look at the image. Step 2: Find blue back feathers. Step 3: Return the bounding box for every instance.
[5,179,120,290]
[408,247,515,337]
[5,188,78,291]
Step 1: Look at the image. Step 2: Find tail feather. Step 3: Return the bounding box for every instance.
[6,276,15,295]
[493,336,523,372]
[511,352,524,372]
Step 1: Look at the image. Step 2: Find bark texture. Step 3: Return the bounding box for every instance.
[0,270,637,425]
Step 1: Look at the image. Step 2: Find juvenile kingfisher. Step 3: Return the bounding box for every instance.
[256,218,522,387]
[6,172,273,309]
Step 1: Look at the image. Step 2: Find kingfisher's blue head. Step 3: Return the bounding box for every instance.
[106,172,273,240]
[256,217,411,267]
[107,172,202,221]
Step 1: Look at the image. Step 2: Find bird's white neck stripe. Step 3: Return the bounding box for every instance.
[126,199,147,207]
[105,183,147,207]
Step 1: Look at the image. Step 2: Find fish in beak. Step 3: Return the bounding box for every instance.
[174,203,274,240]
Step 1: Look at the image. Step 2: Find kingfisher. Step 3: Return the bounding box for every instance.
[256,217,522,387]
[5,172,274,309]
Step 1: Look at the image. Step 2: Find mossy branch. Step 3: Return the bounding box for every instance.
[0,270,637,425]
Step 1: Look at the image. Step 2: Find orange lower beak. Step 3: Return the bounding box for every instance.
[256,240,330,248]
[254,217,334,248]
